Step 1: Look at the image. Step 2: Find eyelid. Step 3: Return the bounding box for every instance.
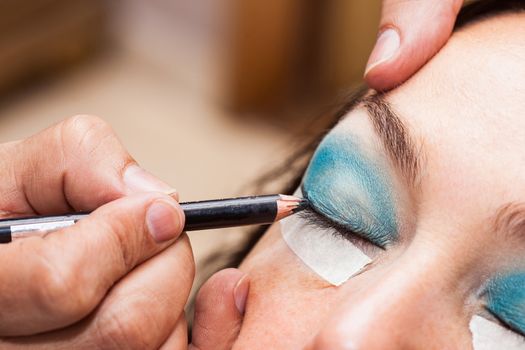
[299,182,384,251]
[300,185,364,240]
[483,272,525,338]
[298,208,382,257]
[299,208,355,237]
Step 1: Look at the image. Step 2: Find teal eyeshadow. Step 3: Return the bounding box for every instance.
[302,130,398,247]
[486,272,525,335]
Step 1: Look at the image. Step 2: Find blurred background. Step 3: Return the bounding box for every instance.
[0,0,380,291]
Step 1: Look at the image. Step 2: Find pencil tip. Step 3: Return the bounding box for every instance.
[292,199,309,213]
[275,196,309,220]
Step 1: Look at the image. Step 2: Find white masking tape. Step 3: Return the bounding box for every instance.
[280,188,371,286]
[470,315,525,350]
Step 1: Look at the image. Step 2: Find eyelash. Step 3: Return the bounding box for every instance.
[298,207,380,254]
[299,208,354,236]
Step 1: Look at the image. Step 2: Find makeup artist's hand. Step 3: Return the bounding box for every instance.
[364,0,463,90]
[0,116,194,349]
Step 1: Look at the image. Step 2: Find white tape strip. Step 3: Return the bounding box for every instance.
[280,209,371,286]
[470,315,525,350]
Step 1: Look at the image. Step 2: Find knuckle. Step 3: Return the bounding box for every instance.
[60,115,116,155]
[64,114,111,138]
[67,114,109,129]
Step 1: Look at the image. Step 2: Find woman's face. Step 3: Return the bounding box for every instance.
[216,12,525,349]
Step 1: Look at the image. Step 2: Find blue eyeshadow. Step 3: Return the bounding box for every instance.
[486,272,525,335]
[302,130,398,247]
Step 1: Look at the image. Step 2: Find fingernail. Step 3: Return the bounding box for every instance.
[364,28,400,76]
[146,199,185,243]
[233,274,250,315]
[124,164,177,197]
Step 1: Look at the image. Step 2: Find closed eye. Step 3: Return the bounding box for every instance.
[484,272,525,338]
[298,207,383,257]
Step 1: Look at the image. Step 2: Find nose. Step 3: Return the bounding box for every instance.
[308,247,474,350]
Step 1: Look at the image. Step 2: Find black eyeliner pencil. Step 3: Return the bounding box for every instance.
[0,194,308,243]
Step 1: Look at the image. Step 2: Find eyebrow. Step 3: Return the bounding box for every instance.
[358,96,524,239]
[492,203,525,240]
[360,93,422,187]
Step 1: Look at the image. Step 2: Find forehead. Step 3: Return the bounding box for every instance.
[380,13,525,218]
[391,12,525,138]
[389,12,525,138]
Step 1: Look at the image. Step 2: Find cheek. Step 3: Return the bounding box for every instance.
[236,225,340,348]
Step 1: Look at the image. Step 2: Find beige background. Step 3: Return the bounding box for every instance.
[0,0,380,288]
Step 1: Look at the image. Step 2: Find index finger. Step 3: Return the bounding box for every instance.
[0,115,174,217]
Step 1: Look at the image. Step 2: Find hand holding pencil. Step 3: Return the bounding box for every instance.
[0,116,307,348]
[0,116,195,347]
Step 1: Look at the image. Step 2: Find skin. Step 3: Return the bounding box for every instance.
[193,12,525,349]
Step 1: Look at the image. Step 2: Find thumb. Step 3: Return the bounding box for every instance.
[364,0,463,91]
[190,268,249,350]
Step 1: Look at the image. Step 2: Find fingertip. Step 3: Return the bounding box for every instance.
[164,196,186,234]
[364,27,401,79]
[145,196,185,243]
[363,26,420,91]
[363,34,441,91]
[195,268,248,318]
[364,63,405,91]
[192,268,248,349]
[233,273,250,315]
[363,28,410,91]
[364,0,462,91]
